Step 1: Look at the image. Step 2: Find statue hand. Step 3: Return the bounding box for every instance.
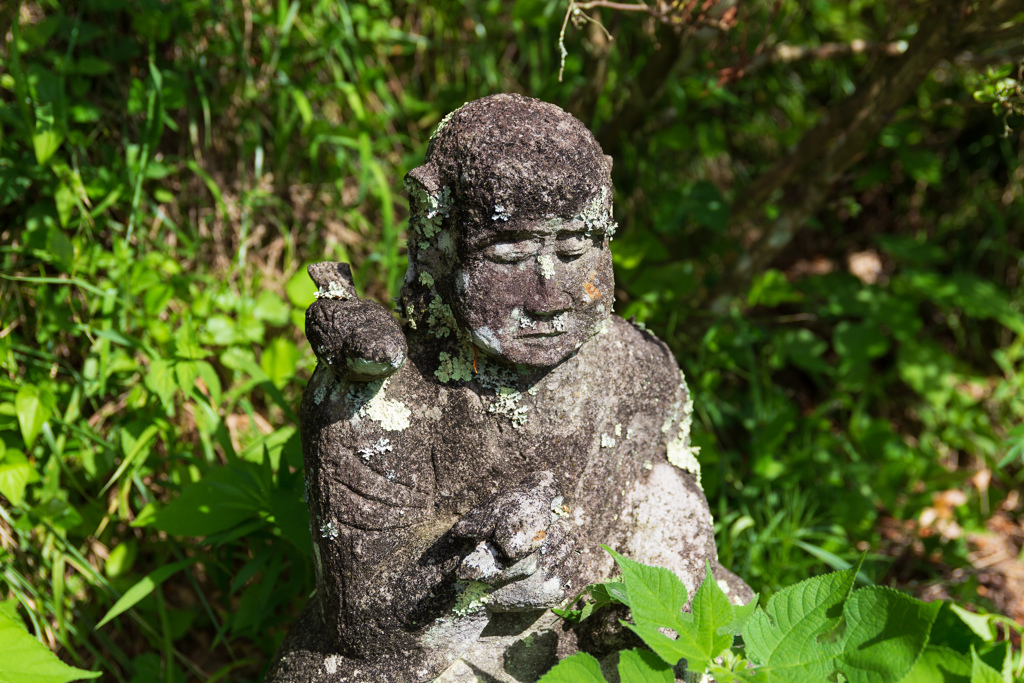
[451,471,558,562]
[304,262,407,382]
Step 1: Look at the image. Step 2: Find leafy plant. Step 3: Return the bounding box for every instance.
[543,550,1024,682]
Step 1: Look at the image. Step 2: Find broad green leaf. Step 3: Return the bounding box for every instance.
[174,361,199,396]
[833,320,890,360]
[261,337,300,387]
[104,541,138,579]
[901,646,971,683]
[96,559,196,628]
[618,648,673,683]
[15,385,50,449]
[626,562,736,673]
[970,648,1003,683]
[32,101,63,166]
[537,652,607,683]
[603,546,689,628]
[253,290,291,326]
[285,267,317,309]
[152,466,262,537]
[0,608,100,682]
[837,586,942,683]
[143,358,177,413]
[0,450,39,507]
[173,323,207,360]
[0,600,19,621]
[719,592,760,636]
[749,269,800,307]
[947,604,997,643]
[744,558,861,680]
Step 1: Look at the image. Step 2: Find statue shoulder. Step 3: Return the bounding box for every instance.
[591,316,682,393]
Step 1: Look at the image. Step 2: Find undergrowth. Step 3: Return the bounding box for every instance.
[0,0,1022,681]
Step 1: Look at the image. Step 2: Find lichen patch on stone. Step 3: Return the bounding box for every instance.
[538,254,555,280]
[351,378,411,431]
[452,581,492,616]
[315,280,353,300]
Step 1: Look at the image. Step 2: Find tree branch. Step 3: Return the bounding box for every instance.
[705,0,1024,315]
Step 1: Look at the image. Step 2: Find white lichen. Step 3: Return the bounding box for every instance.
[601,433,616,448]
[314,280,352,300]
[538,254,555,280]
[488,386,529,428]
[614,423,622,437]
[491,204,510,221]
[351,378,412,431]
[436,229,455,257]
[471,326,502,354]
[320,520,339,540]
[666,369,702,486]
[357,437,393,462]
[430,104,464,141]
[577,186,618,238]
[453,581,492,616]
[406,180,451,239]
[310,367,334,405]
[324,655,342,675]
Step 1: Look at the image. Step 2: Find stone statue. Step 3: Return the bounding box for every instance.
[268,93,752,683]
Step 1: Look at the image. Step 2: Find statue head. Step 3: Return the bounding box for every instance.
[403,94,617,368]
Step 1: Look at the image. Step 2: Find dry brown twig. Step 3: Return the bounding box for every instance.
[557,0,738,82]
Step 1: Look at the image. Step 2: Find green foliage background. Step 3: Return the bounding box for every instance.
[0,0,1022,680]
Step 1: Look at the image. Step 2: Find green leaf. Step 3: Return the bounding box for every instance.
[152,466,262,537]
[15,385,51,449]
[537,652,607,683]
[618,648,673,683]
[253,290,291,326]
[970,648,1003,683]
[749,269,801,307]
[744,557,862,680]
[285,268,317,309]
[143,358,177,413]
[0,608,100,682]
[719,592,759,636]
[96,559,196,628]
[833,320,890,361]
[0,450,40,507]
[901,646,971,683]
[625,562,737,673]
[260,337,300,387]
[32,101,63,166]
[174,361,199,396]
[101,425,159,494]
[947,604,997,643]
[603,546,689,629]
[836,586,942,683]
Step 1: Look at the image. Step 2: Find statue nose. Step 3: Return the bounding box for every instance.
[528,256,572,316]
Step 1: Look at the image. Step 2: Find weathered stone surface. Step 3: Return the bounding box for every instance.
[268,93,752,683]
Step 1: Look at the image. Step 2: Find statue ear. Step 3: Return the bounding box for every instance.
[406,163,441,198]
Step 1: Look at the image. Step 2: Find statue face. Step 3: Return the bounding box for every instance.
[451,200,615,368]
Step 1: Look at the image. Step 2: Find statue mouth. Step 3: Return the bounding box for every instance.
[518,330,565,338]
[517,324,567,339]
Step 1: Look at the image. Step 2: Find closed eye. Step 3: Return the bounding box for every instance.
[485,240,539,263]
[555,232,593,261]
